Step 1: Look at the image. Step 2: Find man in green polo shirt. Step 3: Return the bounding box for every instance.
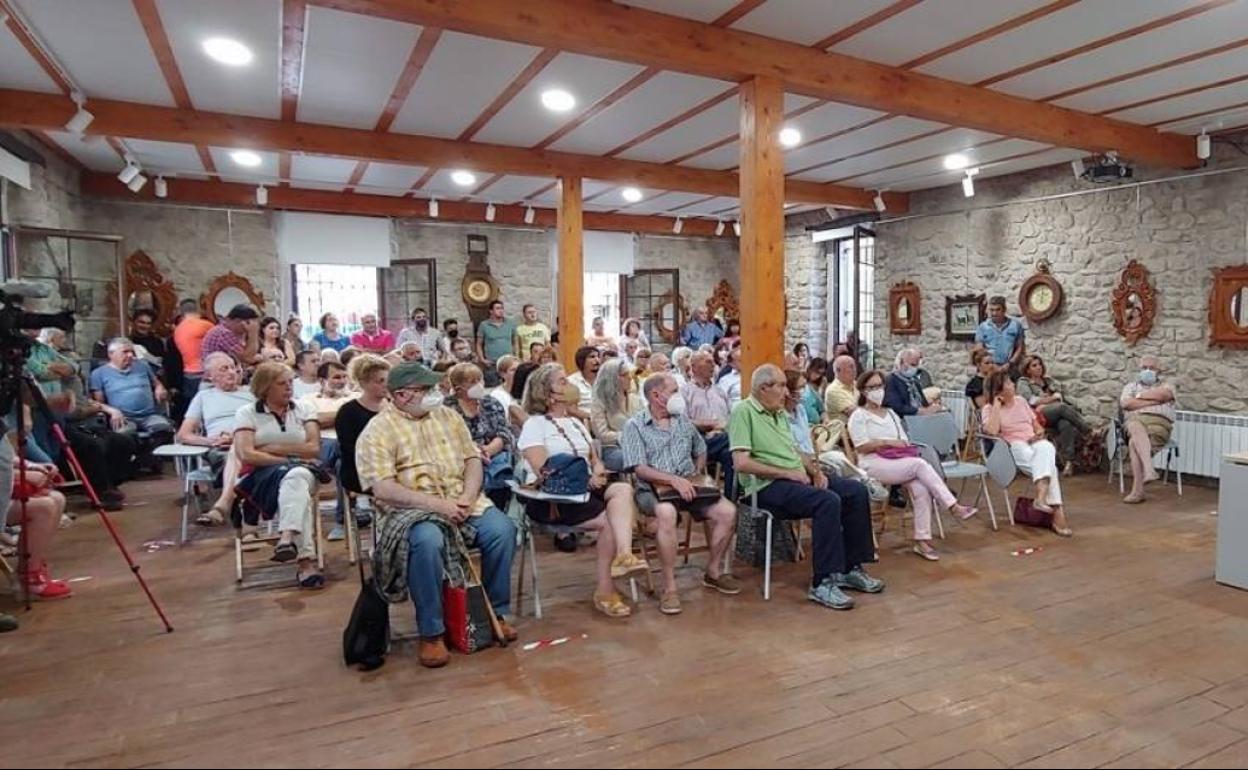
[475,300,518,368]
[728,363,883,611]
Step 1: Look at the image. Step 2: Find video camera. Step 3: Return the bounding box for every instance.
[0,279,76,343]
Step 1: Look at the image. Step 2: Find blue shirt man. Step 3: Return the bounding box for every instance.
[680,308,724,349]
[974,297,1025,368]
[90,337,175,439]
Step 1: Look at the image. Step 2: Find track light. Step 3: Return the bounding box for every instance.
[127,173,148,193]
[1197,130,1211,160]
[485,202,496,222]
[524,206,535,224]
[255,185,267,206]
[428,198,439,218]
[714,219,725,236]
[732,221,741,237]
[1071,158,1085,178]
[873,192,886,213]
[670,217,683,234]
[153,176,167,198]
[962,168,979,198]
[117,162,141,185]
[65,92,93,134]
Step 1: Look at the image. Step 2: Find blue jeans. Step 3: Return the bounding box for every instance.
[755,476,874,587]
[319,438,343,523]
[705,432,735,499]
[406,506,516,638]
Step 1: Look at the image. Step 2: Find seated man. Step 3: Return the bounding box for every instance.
[622,374,739,615]
[1120,355,1177,504]
[884,347,942,418]
[682,351,735,497]
[822,354,859,446]
[88,337,174,447]
[175,352,253,526]
[729,364,883,611]
[355,361,517,668]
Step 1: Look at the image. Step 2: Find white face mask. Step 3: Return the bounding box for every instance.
[865,387,885,406]
[664,393,687,416]
[466,383,487,400]
[400,390,443,417]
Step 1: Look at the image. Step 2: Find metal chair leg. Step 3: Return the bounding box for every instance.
[982,476,998,531]
[763,514,773,601]
[528,526,543,620]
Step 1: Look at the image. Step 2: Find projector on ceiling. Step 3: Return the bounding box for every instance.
[1079,153,1133,184]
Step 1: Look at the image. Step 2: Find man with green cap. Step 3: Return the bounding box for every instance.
[356,361,517,668]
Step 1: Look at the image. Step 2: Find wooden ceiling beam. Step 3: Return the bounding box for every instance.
[317,0,1197,169]
[0,89,903,210]
[79,172,736,237]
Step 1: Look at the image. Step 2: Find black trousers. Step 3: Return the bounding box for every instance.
[64,423,137,492]
[756,476,874,586]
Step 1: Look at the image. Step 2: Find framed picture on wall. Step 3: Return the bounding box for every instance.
[945,293,986,341]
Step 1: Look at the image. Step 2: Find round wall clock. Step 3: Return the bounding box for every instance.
[1019,260,1064,323]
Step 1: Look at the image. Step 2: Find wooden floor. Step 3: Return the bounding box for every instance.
[3,472,1248,769]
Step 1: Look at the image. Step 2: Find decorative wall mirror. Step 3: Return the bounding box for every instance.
[653,288,690,346]
[945,293,986,341]
[1111,259,1156,345]
[704,279,739,325]
[1208,265,1248,348]
[122,250,179,336]
[200,272,267,322]
[889,281,921,335]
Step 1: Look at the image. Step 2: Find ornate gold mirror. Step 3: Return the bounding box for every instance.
[1208,265,1248,348]
[889,281,921,335]
[122,250,179,336]
[200,272,267,322]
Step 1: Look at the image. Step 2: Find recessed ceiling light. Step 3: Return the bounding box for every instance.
[779,127,802,148]
[943,152,970,171]
[202,37,253,67]
[451,170,477,187]
[230,150,262,167]
[621,187,643,203]
[540,89,576,112]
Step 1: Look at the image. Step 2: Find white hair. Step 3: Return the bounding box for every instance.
[38,328,62,345]
[671,346,693,371]
[894,347,919,370]
[203,351,235,372]
[750,363,785,395]
[107,337,134,354]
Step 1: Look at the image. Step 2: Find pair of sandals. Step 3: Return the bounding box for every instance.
[1033,501,1074,538]
[271,541,325,589]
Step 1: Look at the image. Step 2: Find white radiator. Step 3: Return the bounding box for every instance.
[1167,410,1248,479]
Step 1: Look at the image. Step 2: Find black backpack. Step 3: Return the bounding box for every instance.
[343,558,389,671]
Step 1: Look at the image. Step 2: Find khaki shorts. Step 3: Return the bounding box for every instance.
[1128,413,1173,454]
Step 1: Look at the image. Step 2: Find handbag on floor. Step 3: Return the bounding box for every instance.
[1013,496,1054,528]
[342,557,389,671]
[443,580,494,654]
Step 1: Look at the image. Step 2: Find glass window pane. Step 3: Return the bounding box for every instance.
[649,272,673,294]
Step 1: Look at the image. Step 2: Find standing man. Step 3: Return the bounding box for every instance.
[172,298,215,404]
[350,312,395,354]
[396,308,442,364]
[680,307,724,349]
[437,318,461,359]
[974,296,1026,375]
[201,304,261,368]
[514,304,551,359]
[475,300,517,370]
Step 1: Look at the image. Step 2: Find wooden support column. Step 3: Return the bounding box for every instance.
[738,75,786,387]
[556,176,584,372]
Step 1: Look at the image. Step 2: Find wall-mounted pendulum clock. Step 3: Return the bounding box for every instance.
[1019,259,1064,324]
[460,234,500,327]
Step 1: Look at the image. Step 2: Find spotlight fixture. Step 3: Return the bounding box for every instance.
[1071,158,1085,178]
[943,152,971,171]
[733,220,741,237]
[451,170,476,187]
[778,127,802,148]
[1197,130,1211,160]
[873,192,886,213]
[485,202,496,222]
[127,173,148,193]
[621,187,643,203]
[117,161,141,185]
[524,206,536,224]
[672,217,683,234]
[202,37,254,66]
[230,150,262,167]
[714,219,725,236]
[540,88,576,112]
[255,185,267,206]
[64,91,93,134]
[428,198,439,218]
[961,167,979,198]
[153,176,167,198]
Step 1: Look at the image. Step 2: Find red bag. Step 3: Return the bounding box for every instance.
[1013,496,1053,528]
[442,581,494,654]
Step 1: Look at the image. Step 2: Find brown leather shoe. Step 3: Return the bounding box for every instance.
[498,619,519,642]
[418,637,449,668]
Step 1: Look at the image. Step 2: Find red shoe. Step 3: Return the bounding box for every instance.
[25,568,72,601]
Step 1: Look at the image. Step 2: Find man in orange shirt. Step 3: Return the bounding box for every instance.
[172,299,215,410]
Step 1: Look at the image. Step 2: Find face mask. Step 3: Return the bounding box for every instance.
[466,383,487,400]
[446,329,459,338]
[414,320,427,330]
[454,349,472,361]
[865,388,885,406]
[400,391,443,417]
[665,393,687,416]
[1139,369,1158,386]
[899,365,916,378]
[562,383,582,404]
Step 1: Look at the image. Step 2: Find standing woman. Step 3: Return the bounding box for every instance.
[284,314,310,354]
[1016,354,1089,475]
[312,313,350,353]
[259,316,296,365]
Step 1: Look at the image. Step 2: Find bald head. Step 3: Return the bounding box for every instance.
[832,354,857,385]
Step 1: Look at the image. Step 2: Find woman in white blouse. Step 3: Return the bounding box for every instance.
[518,363,647,619]
[848,369,977,561]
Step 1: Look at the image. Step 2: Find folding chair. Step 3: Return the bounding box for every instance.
[904,412,999,531]
[980,435,1020,526]
[1108,408,1182,496]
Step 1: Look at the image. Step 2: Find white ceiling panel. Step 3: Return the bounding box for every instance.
[473,53,647,147]
[357,162,428,195]
[390,32,542,139]
[624,191,716,215]
[918,0,1192,85]
[12,0,174,106]
[832,0,1050,67]
[808,127,1002,185]
[1110,79,1248,127]
[614,0,743,23]
[289,180,345,192]
[663,195,739,216]
[125,139,206,175]
[45,131,123,171]
[992,2,1248,101]
[475,175,553,203]
[157,0,281,117]
[851,137,1051,190]
[786,101,888,141]
[291,155,358,185]
[208,146,279,184]
[548,72,732,155]
[0,22,61,93]
[731,0,898,47]
[616,93,738,162]
[297,6,422,129]
[1054,47,1248,115]
[529,179,615,204]
[785,116,945,176]
[597,187,667,212]
[684,143,739,171]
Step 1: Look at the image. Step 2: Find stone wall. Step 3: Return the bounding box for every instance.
[2,133,86,231]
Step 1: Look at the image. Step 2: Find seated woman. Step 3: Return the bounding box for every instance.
[233,362,326,588]
[258,316,295,365]
[335,354,390,522]
[802,357,828,425]
[445,362,514,512]
[518,362,647,618]
[848,370,978,561]
[620,317,650,352]
[1,436,72,599]
[965,349,996,409]
[1016,354,1090,475]
[590,358,641,472]
[981,370,1073,537]
[312,313,350,353]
